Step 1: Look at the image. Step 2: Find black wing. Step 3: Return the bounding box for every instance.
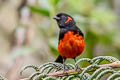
[55,55,66,63]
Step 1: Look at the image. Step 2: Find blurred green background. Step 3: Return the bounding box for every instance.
[0,0,120,80]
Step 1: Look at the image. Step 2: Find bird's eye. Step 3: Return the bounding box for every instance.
[65,17,72,23]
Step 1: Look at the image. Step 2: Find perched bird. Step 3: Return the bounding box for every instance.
[53,13,85,70]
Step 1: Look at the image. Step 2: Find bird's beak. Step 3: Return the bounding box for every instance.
[53,16,60,20]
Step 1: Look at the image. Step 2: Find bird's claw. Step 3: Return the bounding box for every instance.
[63,69,68,75]
[75,65,82,73]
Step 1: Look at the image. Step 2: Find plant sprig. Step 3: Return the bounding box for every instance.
[20,56,120,80]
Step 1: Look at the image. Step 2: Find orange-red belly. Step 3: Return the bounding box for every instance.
[58,31,85,58]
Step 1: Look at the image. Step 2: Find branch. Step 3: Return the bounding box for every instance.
[48,69,77,76]
[48,61,120,77]
[20,61,120,80]
[99,61,120,67]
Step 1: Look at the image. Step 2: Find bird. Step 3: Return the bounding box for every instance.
[53,13,85,71]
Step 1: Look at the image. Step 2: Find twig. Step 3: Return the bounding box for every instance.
[99,61,120,68]
[48,61,120,77]
[20,61,120,79]
[48,69,76,76]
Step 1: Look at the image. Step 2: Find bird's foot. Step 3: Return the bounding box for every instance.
[63,68,68,75]
[75,65,82,73]
[62,64,69,75]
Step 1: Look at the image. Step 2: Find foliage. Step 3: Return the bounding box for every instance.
[0,76,7,80]
[21,56,120,80]
[0,0,120,80]
[27,0,120,63]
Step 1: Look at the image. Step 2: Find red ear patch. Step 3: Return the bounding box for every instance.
[65,17,72,23]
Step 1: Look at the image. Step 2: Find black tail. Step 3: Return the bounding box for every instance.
[55,55,66,63]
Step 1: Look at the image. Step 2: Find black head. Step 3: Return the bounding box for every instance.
[53,13,76,28]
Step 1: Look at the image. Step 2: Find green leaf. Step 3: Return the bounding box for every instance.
[0,76,7,80]
[48,0,60,7]
[29,73,47,80]
[91,8,116,24]
[53,0,60,7]
[95,69,115,80]
[81,73,90,80]
[67,0,94,15]
[44,76,56,80]
[20,65,40,76]
[107,72,120,80]
[28,6,50,17]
